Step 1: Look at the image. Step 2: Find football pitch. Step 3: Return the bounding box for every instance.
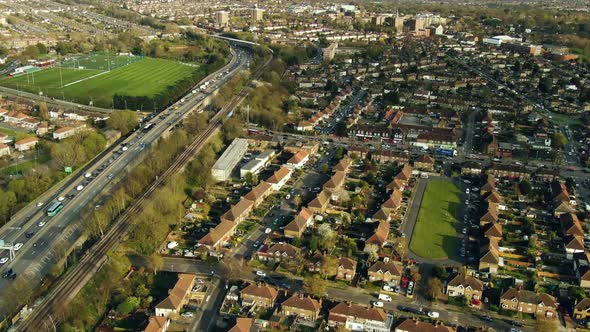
[0,54,200,109]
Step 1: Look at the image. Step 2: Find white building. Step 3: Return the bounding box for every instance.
[14,137,38,151]
[0,143,10,156]
[239,149,275,179]
[211,138,249,182]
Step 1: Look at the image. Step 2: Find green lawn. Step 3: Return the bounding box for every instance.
[0,57,199,108]
[409,179,461,259]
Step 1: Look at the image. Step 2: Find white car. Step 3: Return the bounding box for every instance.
[285,194,291,200]
[428,311,440,318]
[372,301,384,308]
[181,312,193,318]
[76,185,84,191]
[0,257,8,264]
[38,221,46,227]
[58,196,65,202]
[265,228,272,234]
[36,202,44,207]
[13,243,23,251]
[256,270,266,277]
[85,172,92,178]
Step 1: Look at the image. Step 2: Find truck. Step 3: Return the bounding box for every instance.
[378,293,392,302]
[435,148,457,157]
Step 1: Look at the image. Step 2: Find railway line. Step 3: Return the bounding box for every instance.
[16,50,271,332]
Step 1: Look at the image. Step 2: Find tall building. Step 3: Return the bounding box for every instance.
[251,8,264,22]
[216,11,229,26]
[394,17,404,34]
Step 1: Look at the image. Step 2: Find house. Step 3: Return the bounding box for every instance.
[144,316,169,332]
[241,283,279,308]
[257,243,300,263]
[336,257,357,281]
[560,213,584,237]
[395,164,413,183]
[489,164,530,179]
[21,117,40,130]
[564,235,585,259]
[382,190,403,211]
[446,274,484,305]
[328,302,393,332]
[323,171,346,200]
[414,154,435,171]
[480,174,496,194]
[155,274,196,318]
[482,222,503,241]
[228,318,255,332]
[573,252,590,288]
[367,261,404,284]
[461,161,482,175]
[479,240,500,274]
[14,137,39,151]
[3,111,28,124]
[365,220,390,248]
[371,150,409,164]
[308,190,330,213]
[281,294,321,321]
[574,298,590,320]
[244,182,273,208]
[386,178,405,192]
[284,207,313,238]
[198,220,237,250]
[482,191,505,209]
[499,288,557,318]
[286,150,309,169]
[394,318,455,332]
[36,121,49,136]
[347,146,369,159]
[53,124,87,140]
[479,206,498,225]
[221,199,254,225]
[266,166,292,191]
[0,143,10,157]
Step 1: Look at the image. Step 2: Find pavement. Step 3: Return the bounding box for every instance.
[0,47,251,313]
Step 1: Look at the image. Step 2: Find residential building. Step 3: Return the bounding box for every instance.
[266,166,292,191]
[198,220,237,250]
[286,150,309,169]
[257,243,300,263]
[367,261,404,284]
[394,318,455,332]
[334,158,352,174]
[228,318,255,332]
[144,316,169,332]
[328,302,393,332]
[414,154,435,171]
[216,11,229,26]
[336,257,357,282]
[446,274,484,306]
[212,138,249,181]
[244,182,273,208]
[499,288,557,318]
[251,8,264,22]
[221,198,254,225]
[323,171,346,200]
[365,220,390,248]
[241,283,278,308]
[281,294,321,321]
[52,124,87,140]
[0,143,10,157]
[574,298,590,320]
[284,207,313,238]
[461,161,482,175]
[14,137,38,151]
[308,190,330,213]
[323,43,338,62]
[155,274,196,318]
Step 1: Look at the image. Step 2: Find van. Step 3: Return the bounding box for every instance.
[378,293,392,302]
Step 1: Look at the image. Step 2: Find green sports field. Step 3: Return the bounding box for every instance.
[0,55,200,109]
[409,179,461,259]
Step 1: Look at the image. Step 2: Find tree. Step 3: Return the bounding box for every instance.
[116,296,140,315]
[244,172,259,186]
[552,133,567,149]
[365,244,379,262]
[146,254,163,275]
[319,256,338,279]
[535,318,557,332]
[303,274,327,298]
[519,179,532,196]
[221,117,244,143]
[425,277,443,301]
[106,110,139,135]
[184,112,209,133]
[38,102,49,120]
[317,223,337,250]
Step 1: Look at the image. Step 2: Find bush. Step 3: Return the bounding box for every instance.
[116,296,140,315]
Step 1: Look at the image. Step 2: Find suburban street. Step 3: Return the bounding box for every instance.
[0,46,251,311]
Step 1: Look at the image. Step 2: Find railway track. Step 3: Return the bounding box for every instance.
[16,52,271,332]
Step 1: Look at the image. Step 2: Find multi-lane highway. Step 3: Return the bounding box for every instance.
[0,46,251,308]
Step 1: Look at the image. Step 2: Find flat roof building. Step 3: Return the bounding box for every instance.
[239,149,275,179]
[212,138,249,182]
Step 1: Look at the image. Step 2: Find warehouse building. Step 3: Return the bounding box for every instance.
[212,138,249,182]
[240,149,276,179]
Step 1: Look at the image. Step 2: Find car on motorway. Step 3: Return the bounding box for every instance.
[38,221,46,227]
[25,231,35,238]
[108,174,114,180]
[58,196,65,202]
[66,194,75,199]
[13,243,23,251]
[0,257,8,264]
[255,270,266,277]
[85,172,92,178]
[36,202,44,207]
[76,185,84,191]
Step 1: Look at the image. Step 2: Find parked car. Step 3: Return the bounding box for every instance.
[428,311,439,318]
[372,301,384,308]
[255,270,266,277]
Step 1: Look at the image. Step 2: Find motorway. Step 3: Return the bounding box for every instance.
[0,46,251,310]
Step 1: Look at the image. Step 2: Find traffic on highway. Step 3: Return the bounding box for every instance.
[0,46,251,295]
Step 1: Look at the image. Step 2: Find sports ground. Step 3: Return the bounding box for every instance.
[0,53,200,109]
[409,179,461,260]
